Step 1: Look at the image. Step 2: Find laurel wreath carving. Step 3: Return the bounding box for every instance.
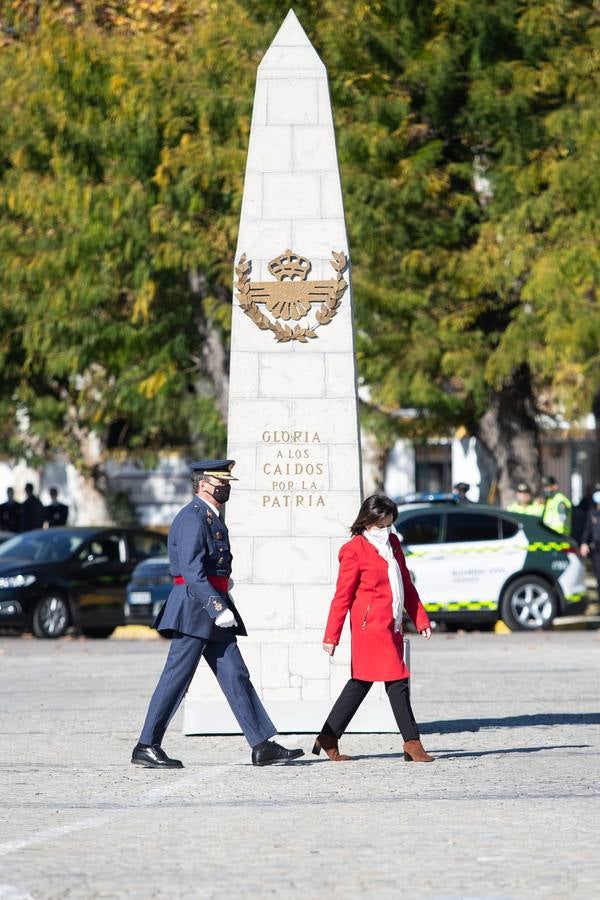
[235,251,348,343]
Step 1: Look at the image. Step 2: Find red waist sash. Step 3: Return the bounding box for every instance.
[173,575,228,592]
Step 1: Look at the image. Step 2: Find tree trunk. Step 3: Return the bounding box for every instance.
[476,365,542,507]
[189,269,230,419]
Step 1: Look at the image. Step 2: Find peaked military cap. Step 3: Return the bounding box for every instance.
[541,474,558,487]
[516,482,531,493]
[190,459,238,480]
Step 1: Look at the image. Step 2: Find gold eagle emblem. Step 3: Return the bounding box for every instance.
[235,249,348,343]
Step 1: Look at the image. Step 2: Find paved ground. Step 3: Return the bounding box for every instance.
[0,632,599,899]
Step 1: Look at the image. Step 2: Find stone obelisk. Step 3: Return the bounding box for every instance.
[184,9,396,733]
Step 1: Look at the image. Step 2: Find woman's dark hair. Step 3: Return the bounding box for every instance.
[350,494,398,535]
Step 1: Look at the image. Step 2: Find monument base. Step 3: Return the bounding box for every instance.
[183,697,400,735]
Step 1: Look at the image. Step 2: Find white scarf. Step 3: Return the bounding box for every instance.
[364,528,405,633]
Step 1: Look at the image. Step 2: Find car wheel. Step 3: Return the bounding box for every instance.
[32,594,70,638]
[81,627,116,639]
[500,576,557,631]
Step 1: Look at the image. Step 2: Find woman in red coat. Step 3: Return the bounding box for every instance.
[313,494,434,763]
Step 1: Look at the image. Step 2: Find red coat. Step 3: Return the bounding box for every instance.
[323,533,431,681]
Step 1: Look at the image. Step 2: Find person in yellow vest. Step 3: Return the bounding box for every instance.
[507,482,544,517]
[541,475,572,536]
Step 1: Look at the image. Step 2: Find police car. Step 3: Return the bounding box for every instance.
[395,504,586,631]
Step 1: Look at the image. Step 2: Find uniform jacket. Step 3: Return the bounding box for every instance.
[19,496,45,531]
[323,532,430,681]
[153,497,247,641]
[44,502,69,527]
[0,501,20,533]
[581,509,600,550]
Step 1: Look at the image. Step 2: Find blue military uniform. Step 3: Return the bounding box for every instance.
[154,495,247,640]
[138,460,276,750]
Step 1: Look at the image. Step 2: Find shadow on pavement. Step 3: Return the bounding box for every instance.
[352,744,590,761]
[420,712,600,734]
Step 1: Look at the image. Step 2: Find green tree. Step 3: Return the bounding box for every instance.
[0,0,267,513]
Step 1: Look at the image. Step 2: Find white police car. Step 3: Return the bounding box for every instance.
[395,504,586,631]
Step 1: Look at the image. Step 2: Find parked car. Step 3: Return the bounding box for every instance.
[125,557,172,627]
[395,504,587,631]
[0,527,167,638]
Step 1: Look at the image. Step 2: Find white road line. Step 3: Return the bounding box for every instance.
[0,762,238,857]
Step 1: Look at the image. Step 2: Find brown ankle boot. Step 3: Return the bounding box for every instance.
[403,739,434,762]
[312,733,352,761]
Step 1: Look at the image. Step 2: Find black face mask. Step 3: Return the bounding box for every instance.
[210,483,231,504]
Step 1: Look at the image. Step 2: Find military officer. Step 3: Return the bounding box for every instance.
[132,459,304,769]
[541,475,572,536]
[507,482,544,517]
[44,487,69,527]
[0,487,20,533]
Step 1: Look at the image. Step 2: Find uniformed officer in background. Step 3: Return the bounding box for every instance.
[541,475,572,536]
[452,482,471,503]
[44,487,69,527]
[0,487,20,532]
[132,459,304,769]
[579,487,600,596]
[507,482,544,517]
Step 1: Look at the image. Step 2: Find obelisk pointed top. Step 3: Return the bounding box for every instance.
[271,9,313,46]
[259,8,324,72]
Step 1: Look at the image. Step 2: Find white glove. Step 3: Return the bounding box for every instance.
[215,608,237,628]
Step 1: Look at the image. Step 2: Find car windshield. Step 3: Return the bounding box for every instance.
[0,531,86,562]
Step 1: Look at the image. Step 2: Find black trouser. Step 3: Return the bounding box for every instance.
[321,678,419,742]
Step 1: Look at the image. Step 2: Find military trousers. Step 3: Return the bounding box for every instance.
[139,632,276,748]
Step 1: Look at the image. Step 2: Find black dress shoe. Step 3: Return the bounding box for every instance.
[251,740,304,767]
[131,743,184,769]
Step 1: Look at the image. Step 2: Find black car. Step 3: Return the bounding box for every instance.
[0,527,167,638]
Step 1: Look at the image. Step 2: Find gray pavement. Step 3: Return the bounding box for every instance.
[0,631,599,899]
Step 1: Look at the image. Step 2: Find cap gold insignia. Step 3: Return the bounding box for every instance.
[235,249,348,343]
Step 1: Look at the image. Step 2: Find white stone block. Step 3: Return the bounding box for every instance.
[245,627,323,645]
[237,219,293,260]
[330,660,352,695]
[263,173,320,219]
[267,78,319,125]
[261,644,290,688]
[317,79,334,126]
[260,46,325,74]
[226,489,292,537]
[247,126,292,173]
[235,584,294,629]
[290,643,330,678]
[301,679,331,701]
[259,353,325,399]
[290,398,361,444]
[228,352,259,399]
[293,127,337,172]
[307,307,355,354]
[227,398,292,445]
[262,686,301,702]
[290,675,302,688]
[223,445,257,490]
[321,172,345,217]
[239,173,262,220]
[291,490,357,538]
[292,218,348,260]
[250,79,268,126]
[253,537,330,584]
[329,443,363,492]
[229,306,293,353]
[325,354,358,398]
[293,584,330,629]
[229,536,253,582]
